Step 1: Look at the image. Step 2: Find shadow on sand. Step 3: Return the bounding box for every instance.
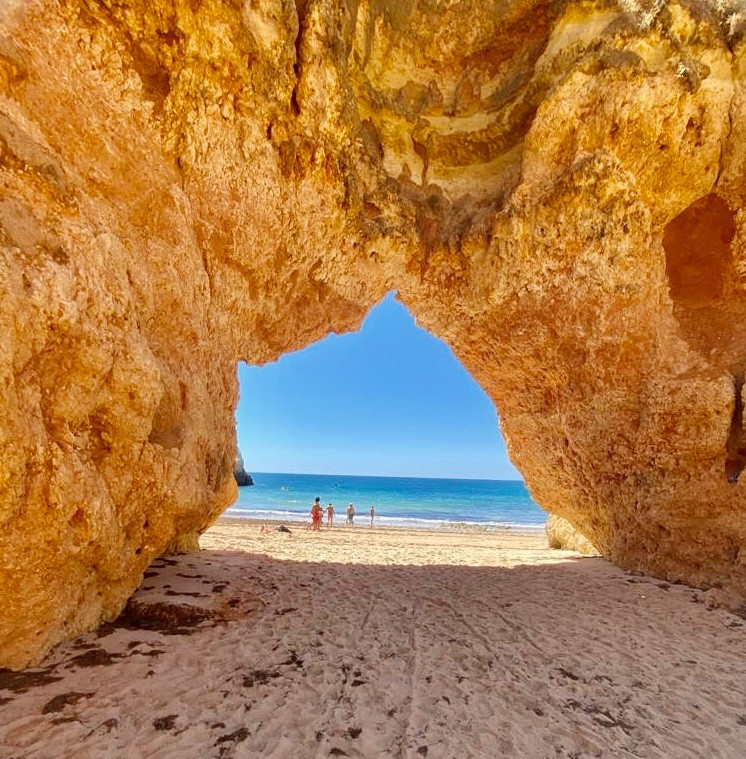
[1,548,745,759]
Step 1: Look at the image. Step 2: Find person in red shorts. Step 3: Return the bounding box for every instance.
[310,497,323,531]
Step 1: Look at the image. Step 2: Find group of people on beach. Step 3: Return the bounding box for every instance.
[308,497,375,530]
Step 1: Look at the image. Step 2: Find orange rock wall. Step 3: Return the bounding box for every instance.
[1,0,745,667]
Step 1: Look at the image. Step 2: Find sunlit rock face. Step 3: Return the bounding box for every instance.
[1,0,745,667]
[547,515,599,555]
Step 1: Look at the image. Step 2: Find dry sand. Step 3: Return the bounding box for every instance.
[1,517,745,758]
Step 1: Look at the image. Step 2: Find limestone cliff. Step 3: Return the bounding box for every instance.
[234,450,253,487]
[1,0,745,667]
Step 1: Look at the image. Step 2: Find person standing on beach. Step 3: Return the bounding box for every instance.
[326,502,335,528]
[346,503,355,525]
[369,505,375,526]
[310,497,323,532]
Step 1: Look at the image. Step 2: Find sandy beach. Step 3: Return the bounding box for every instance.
[1,517,745,758]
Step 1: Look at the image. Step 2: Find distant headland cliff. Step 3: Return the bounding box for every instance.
[234,451,254,487]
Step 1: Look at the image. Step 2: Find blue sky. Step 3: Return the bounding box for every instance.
[236,293,521,480]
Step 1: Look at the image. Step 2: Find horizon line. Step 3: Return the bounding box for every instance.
[248,470,524,483]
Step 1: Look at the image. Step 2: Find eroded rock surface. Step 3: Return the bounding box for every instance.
[1,0,745,667]
[547,515,600,555]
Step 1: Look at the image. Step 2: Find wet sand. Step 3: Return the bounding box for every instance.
[1,517,745,758]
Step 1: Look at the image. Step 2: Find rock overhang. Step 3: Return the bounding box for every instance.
[0,0,745,668]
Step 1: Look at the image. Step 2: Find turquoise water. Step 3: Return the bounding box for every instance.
[228,472,547,531]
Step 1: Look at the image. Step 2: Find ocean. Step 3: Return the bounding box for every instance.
[227,472,547,532]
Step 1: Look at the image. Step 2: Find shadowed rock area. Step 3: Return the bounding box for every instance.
[1,0,745,667]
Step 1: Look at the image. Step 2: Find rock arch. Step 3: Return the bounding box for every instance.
[1,0,745,667]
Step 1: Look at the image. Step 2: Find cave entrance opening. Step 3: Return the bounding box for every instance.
[230,292,545,530]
